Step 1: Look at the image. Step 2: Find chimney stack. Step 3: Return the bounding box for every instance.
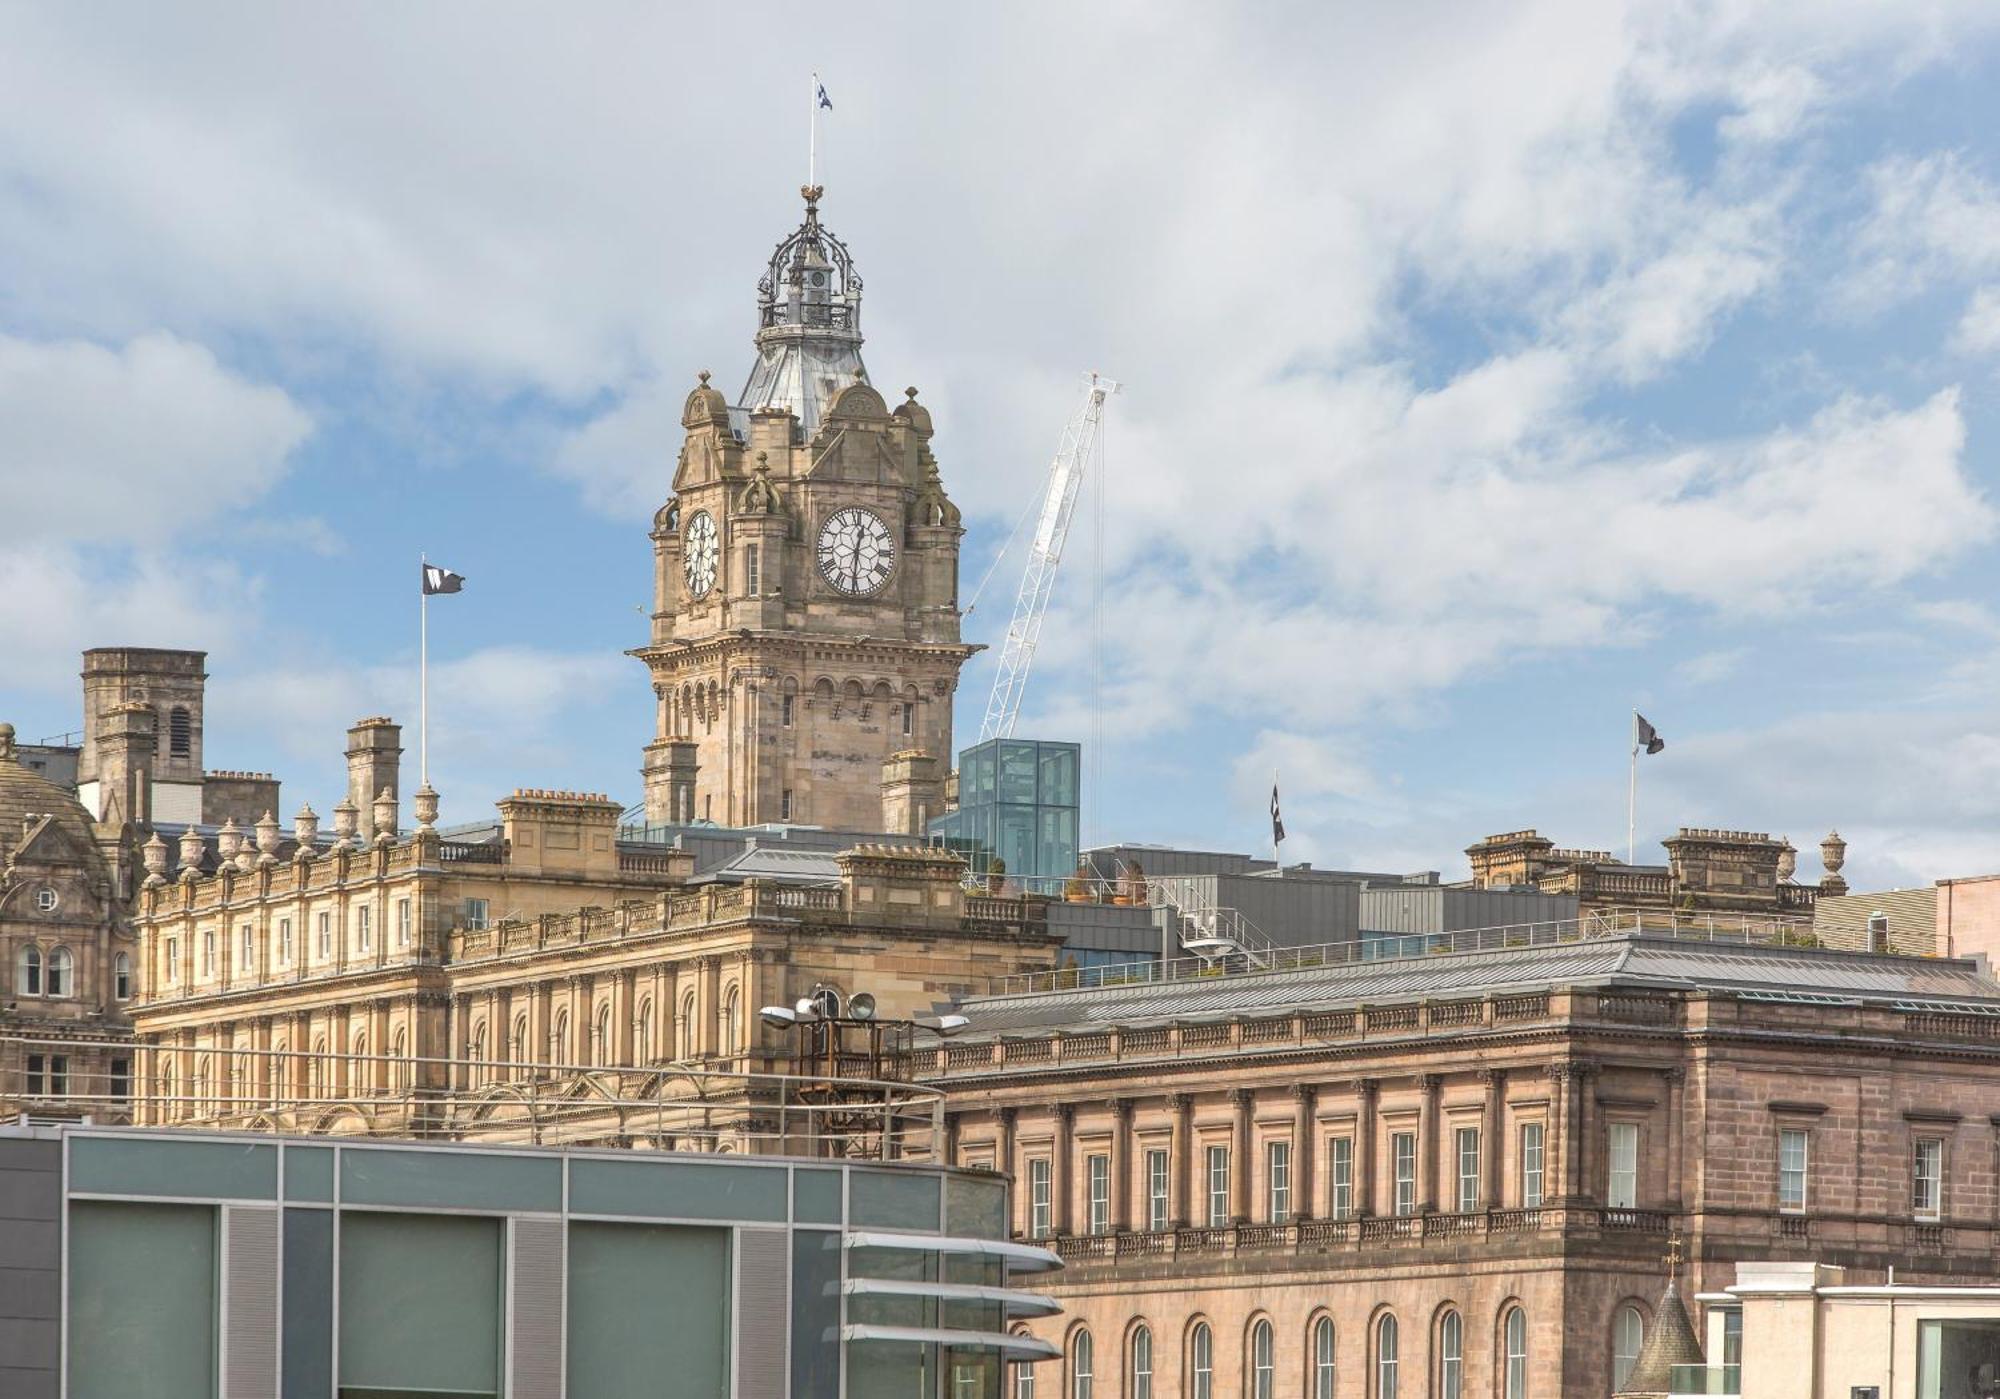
[345,718,403,843]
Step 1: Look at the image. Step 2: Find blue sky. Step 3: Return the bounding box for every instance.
[6,4,2000,891]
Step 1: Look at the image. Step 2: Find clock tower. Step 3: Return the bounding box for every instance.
[634,185,971,832]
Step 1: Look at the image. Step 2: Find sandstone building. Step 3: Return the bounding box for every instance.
[633,185,971,834]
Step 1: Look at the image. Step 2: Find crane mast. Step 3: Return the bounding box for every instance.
[979,372,1119,742]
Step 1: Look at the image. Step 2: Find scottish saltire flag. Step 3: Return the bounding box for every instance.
[816,77,832,110]
[421,563,465,596]
[1270,783,1286,845]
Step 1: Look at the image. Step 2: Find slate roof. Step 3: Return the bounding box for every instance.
[952,932,2000,1039]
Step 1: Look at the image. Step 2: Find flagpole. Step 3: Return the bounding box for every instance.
[420,552,429,788]
[809,72,817,188]
[1273,767,1281,876]
[1627,710,1637,865]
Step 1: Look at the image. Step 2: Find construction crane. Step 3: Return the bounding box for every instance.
[978,372,1120,742]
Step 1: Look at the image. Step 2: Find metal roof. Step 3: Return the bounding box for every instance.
[951,933,2000,1038]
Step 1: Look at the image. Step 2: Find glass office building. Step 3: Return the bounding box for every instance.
[929,738,1080,885]
[0,1123,1059,1399]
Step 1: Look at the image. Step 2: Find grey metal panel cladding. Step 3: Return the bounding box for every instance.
[510,1216,565,1399]
[223,1207,279,1399]
[735,1228,790,1399]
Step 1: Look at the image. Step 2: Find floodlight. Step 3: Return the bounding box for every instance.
[934,1014,970,1035]
[760,1005,799,1030]
[848,992,878,1022]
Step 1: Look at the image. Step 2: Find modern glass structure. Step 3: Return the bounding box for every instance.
[929,739,1080,886]
[0,1123,1060,1399]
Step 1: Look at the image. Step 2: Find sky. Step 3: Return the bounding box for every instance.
[5,3,2000,891]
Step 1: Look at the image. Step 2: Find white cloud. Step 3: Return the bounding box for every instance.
[0,331,311,541]
[1847,153,2000,308]
[1675,649,1748,686]
[1955,285,2000,355]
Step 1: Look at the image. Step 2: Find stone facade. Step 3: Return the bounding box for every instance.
[924,937,2000,1398]
[1466,826,1833,921]
[632,189,972,832]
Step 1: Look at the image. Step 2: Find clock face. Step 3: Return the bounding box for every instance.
[683,510,718,598]
[817,506,896,595]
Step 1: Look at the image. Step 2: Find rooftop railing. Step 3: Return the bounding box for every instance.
[0,1035,941,1160]
[990,906,1828,997]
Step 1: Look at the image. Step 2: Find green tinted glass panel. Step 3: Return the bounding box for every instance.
[1037,744,1079,806]
[794,1168,843,1224]
[848,1339,936,1399]
[850,1169,941,1230]
[70,1135,276,1200]
[792,1231,842,1397]
[566,1222,731,1399]
[997,806,1036,879]
[285,1145,335,1203]
[69,1200,216,1399]
[339,1146,559,1213]
[946,1175,1008,1239]
[996,743,1037,804]
[338,1212,501,1395]
[569,1157,786,1221]
[283,1208,333,1399]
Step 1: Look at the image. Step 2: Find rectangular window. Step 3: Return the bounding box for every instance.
[1778,1128,1809,1212]
[1087,1153,1110,1234]
[1392,1132,1416,1216]
[1914,1138,1944,1219]
[1330,1137,1354,1220]
[240,923,253,975]
[278,918,292,963]
[26,1054,45,1095]
[356,905,371,953]
[462,898,490,932]
[201,930,214,976]
[165,937,178,981]
[744,544,760,595]
[1608,1122,1640,1208]
[1456,1126,1481,1213]
[1206,1145,1231,1227]
[1029,1158,1052,1238]
[1267,1140,1292,1224]
[110,1057,130,1100]
[902,704,914,738]
[1521,1122,1545,1208]
[316,912,331,958]
[782,693,795,727]
[780,789,793,821]
[1146,1148,1169,1232]
[42,1055,68,1096]
[397,898,411,947]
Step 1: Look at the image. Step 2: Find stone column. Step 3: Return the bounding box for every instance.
[1052,1104,1075,1236]
[1664,1066,1686,1209]
[615,970,637,1067]
[1419,1073,1442,1214]
[1355,1078,1379,1217]
[1170,1093,1193,1228]
[1230,1088,1253,1224]
[1112,1099,1133,1232]
[701,956,723,1058]
[998,1108,1019,1231]
[1482,1068,1506,1211]
[1293,1084,1317,1222]
[1575,1063,1597,1202]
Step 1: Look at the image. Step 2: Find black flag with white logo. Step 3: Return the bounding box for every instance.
[1635,713,1665,755]
[422,564,466,596]
[1270,783,1286,844]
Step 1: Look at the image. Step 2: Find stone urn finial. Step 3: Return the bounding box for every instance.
[413,783,440,830]
[142,830,170,886]
[255,810,282,864]
[178,825,205,875]
[331,798,360,850]
[372,787,398,845]
[294,803,319,854]
[215,818,243,864]
[1819,829,1849,896]
[1776,838,1797,883]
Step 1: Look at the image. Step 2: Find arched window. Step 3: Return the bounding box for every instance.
[114,951,132,1000]
[18,945,42,996]
[594,1003,613,1065]
[1613,1306,1644,1390]
[392,1028,409,1091]
[1189,1322,1213,1399]
[1375,1315,1398,1399]
[1071,1330,1092,1399]
[310,1037,327,1095]
[680,991,698,1058]
[1013,1340,1037,1399]
[1438,1310,1462,1399]
[1130,1324,1153,1399]
[168,706,191,757]
[46,946,73,997]
[636,999,654,1064]
[1249,1319,1274,1399]
[1503,1308,1527,1399]
[469,1022,488,1087]
[720,986,740,1056]
[551,1010,570,1065]
[512,1014,530,1070]
[271,1041,289,1104]
[1311,1317,1335,1399]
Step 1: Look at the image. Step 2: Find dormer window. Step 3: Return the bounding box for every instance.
[34,888,57,913]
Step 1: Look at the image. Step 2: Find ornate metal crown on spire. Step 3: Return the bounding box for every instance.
[756,184,863,332]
